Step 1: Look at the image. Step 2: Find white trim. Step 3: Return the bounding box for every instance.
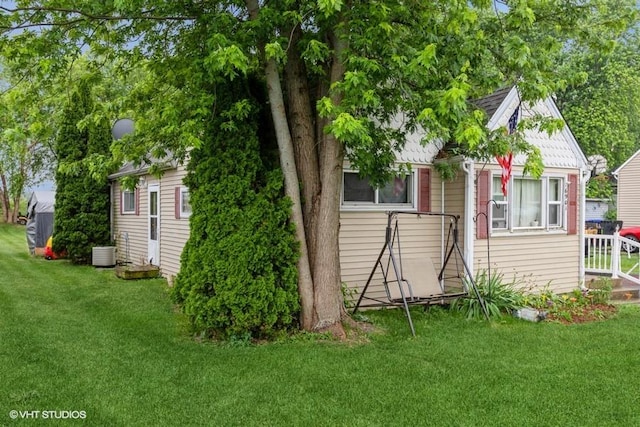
[462,160,475,276]
[179,186,191,218]
[340,170,417,212]
[579,168,590,289]
[613,148,640,177]
[489,173,568,235]
[148,184,160,266]
[486,86,519,130]
[121,190,136,214]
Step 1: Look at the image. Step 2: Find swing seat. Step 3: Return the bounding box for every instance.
[387,258,442,302]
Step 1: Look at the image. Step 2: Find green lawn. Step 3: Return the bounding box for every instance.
[620,251,640,277]
[2,223,640,426]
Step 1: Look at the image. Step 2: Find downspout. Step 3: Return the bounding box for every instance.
[461,159,475,277]
[579,167,590,290]
[441,178,445,269]
[109,182,114,243]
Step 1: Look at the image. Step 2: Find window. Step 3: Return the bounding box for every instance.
[122,190,136,214]
[491,177,508,230]
[342,171,414,209]
[548,178,562,227]
[491,175,564,232]
[175,186,192,219]
[513,178,542,228]
[180,188,191,217]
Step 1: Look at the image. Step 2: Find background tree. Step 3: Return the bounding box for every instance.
[0,65,55,223]
[555,27,640,171]
[0,1,636,336]
[53,79,111,263]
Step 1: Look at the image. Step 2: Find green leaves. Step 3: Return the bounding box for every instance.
[203,33,250,80]
[328,113,373,146]
[317,0,344,17]
[556,28,640,171]
[53,80,112,262]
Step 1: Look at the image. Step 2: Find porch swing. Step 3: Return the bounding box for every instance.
[352,211,489,335]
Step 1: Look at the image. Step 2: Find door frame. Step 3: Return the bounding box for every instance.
[148,184,160,266]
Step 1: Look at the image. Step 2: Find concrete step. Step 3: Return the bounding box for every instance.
[586,274,640,300]
[585,275,623,288]
[611,298,640,305]
[610,286,640,301]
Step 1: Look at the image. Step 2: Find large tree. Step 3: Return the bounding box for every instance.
[0,1,636,335]
[555,27,640,171]
[0,65,55,223]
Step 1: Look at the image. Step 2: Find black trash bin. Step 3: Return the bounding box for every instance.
[600,220,623,235]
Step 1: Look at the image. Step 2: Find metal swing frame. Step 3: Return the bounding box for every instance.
[352,211,489,335]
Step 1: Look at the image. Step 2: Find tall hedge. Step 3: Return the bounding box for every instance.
[171,80,299,340]
[53,80,111,263]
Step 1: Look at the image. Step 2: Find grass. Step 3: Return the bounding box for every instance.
[2,223,640,426]
[620,251,640,277]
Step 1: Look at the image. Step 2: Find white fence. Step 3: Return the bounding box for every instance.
[584,232,640,285]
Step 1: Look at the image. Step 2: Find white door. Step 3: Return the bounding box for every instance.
[148,184,160,266]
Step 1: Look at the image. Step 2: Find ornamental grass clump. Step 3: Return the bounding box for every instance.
[452,269,524,319]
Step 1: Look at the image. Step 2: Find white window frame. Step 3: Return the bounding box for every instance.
[121,189,136,214]
[179,187,191,218]
[490,174,566,234]
[341,170,417,211]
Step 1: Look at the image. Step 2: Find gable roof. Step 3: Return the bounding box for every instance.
[482,86,588,169]
[395,86,587,169]
[612,149,640,177]
[108,154,178,180]
[472,86,512,120]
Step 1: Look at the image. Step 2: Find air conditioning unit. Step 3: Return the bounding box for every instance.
[92,246,116,267]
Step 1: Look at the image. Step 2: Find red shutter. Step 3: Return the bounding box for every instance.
[476,170,490,239]
[418,168,431,212]
[135,188,140,216]
[175,187,181,219]
[567,174,578,235]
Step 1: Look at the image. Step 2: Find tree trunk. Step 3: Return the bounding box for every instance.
[284,24,321,274]
[311,28,348,332]
[0,174,10,223]
[11,192,21,223]
[246,0,315,330]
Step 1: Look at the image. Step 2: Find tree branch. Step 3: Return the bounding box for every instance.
[0,6,196,29]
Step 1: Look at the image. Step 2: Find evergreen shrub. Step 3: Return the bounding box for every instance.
[53,81,111,263]
[172,80,299,340]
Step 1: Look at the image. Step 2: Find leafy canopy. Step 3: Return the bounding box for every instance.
[0,1,636,182]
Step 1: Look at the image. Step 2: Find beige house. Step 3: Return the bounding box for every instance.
[109,160,190,281]
[613,150,640,228]
[109,86,588,299]
[344,86,589,305]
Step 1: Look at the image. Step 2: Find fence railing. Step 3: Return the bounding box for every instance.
[584,232,640,285]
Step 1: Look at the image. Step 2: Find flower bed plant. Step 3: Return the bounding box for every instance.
[453,271,617,324]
